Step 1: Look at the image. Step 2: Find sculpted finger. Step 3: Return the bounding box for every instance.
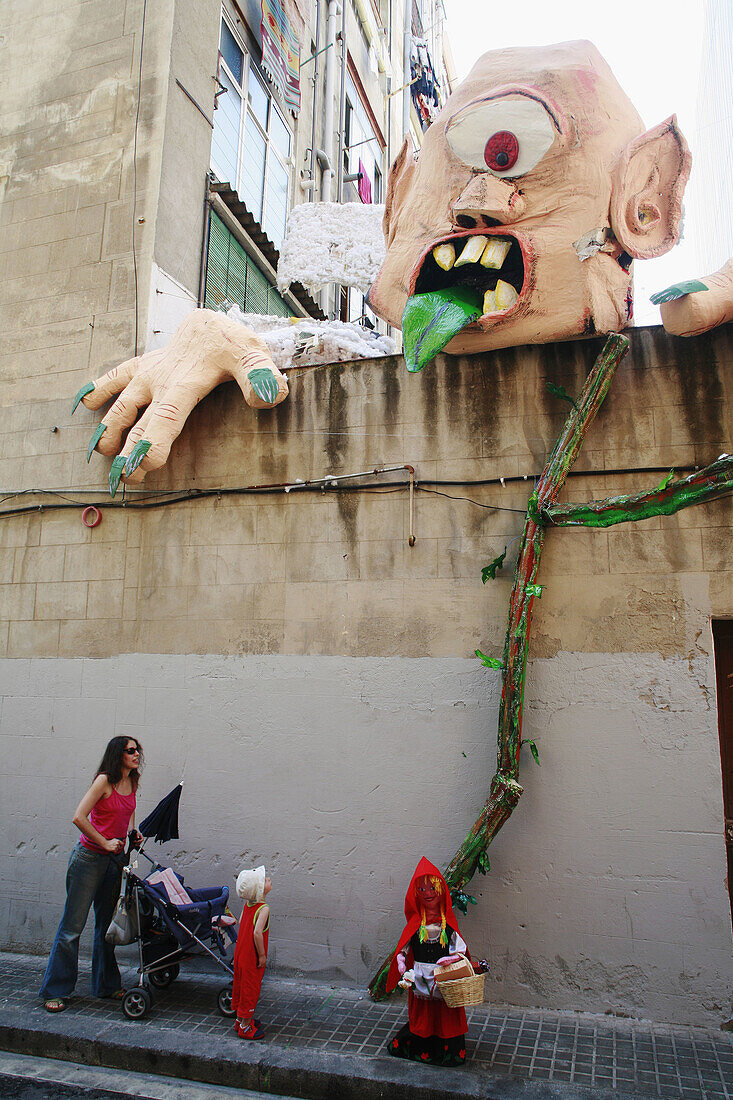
[119,408,156,483]
[73,356,141,413]
[94,375,153,456]
[116,385,203,488]
[243,365,289,408]
[86,423,107,463]
[123,439,152,479]
[72,382,95,414]
[108,455,127,498]
[227,332,289,409]
[107,409,155,494]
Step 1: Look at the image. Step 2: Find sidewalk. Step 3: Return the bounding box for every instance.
[0,951,731,1100]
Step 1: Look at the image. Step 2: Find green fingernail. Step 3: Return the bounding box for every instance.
[72,382,95,414]
[109,455,126,497]
[86,423,106,462]
[248,367,279,405]
[123,439,151,477]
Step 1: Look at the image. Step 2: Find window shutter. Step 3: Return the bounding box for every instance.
[204,213,231,309]
[204,210,295,318]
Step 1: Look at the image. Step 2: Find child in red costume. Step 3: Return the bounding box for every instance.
[386,857,469,1067]
[232,865,271,1040]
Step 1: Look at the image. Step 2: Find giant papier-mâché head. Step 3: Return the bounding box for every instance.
[367,40,691,369]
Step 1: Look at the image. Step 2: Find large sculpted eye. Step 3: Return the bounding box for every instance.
[446,96,556,177]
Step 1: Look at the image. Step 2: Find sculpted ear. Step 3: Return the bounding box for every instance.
[383,135,418,246]
[609,116,691,259]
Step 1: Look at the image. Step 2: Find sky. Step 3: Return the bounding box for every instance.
[442,0,708,325]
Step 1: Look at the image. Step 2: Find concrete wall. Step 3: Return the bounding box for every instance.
[0,0,179,410]
[1,325,731,1025]
[152,0,219,300]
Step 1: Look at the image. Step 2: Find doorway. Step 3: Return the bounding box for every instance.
[712,619,733,932]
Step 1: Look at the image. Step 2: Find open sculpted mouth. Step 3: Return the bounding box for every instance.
[402,231,528,372]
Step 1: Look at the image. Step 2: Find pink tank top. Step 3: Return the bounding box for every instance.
[80,785,136,853]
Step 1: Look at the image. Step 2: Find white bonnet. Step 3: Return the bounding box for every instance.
[236,865,266,903]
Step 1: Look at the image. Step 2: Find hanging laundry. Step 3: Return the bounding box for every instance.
[410,37,440,131]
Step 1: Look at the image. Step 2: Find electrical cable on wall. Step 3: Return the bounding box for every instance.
[131,0,148,357]
[0,463,699,521]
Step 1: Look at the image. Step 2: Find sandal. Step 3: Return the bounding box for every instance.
[44,999,67,1013]
[234,1018,261,1033]
[105,989,126,1001]
[237,1020,265,1040]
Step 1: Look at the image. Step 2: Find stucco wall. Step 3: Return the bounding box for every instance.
[1,325,731,1025]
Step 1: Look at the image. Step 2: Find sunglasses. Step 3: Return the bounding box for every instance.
[124,746,140,755]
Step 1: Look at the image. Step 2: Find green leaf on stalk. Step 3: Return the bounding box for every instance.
[649,279,708,305]
[654,469,674,492]
[545,381,578,409]
[526,584,544,599]
[521,739,541,766]
[450,890,477,914]
[482,547,507,583]
[475,649,503,670]
[477,850,491,875]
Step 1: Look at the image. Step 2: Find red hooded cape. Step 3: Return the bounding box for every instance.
[385,857,463,993]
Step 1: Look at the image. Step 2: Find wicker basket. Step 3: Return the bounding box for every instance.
[436,956,486,1008]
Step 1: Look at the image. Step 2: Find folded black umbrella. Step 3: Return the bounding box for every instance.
[138,783,183,843]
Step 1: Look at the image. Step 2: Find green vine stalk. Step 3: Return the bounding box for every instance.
[368,334,733,1000]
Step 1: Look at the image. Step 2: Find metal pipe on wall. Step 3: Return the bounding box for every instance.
[320,0,340,203]
[386,0,393,171]
[336,0,348,202]
[402,0,411,138]
[309,0,322,202]
[197,173,213,307]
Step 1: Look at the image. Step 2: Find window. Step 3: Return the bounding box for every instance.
[339,72,385,327]
[211,14,292,249]
[204,212,294,317]
[343,73,384,206]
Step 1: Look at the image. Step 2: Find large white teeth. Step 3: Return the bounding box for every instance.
[495,280,518,310]
[482,289,497,314]
[432,242,456,271]
[483,280,519,315]
[480,239,511,269]
[454,235,488,267]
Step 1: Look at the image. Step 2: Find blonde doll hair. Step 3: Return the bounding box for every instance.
[417,876,448,946]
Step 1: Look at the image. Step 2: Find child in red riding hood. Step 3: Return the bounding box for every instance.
[386,857,469,1066]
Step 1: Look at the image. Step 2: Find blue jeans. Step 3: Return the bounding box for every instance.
[39,843,123,1000]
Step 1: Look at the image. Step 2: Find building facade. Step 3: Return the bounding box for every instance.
[0,0,731,1029]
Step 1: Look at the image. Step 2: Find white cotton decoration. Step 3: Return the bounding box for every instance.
[276,202,387,295]
[225,306,396,369]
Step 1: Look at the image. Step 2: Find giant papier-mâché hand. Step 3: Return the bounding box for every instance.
[73,309,288,495]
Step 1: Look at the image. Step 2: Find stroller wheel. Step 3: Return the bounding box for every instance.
[217,985,236,1017]
[122,987,152,1020]
[149,964,180,989]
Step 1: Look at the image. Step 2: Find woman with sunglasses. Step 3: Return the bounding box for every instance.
[40,736,144,1012]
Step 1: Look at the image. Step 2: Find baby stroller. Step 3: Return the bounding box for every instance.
[117,848,237,1021]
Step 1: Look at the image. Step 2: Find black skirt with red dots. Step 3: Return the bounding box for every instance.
[388,990,467,1067]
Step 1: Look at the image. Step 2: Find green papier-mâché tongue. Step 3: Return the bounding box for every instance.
[402,286,483,373]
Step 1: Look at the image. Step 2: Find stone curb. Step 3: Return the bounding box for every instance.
[0,1012,640,1100]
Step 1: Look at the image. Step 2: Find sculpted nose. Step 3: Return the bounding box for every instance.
[451,174,525,229]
